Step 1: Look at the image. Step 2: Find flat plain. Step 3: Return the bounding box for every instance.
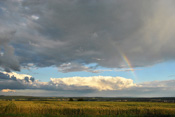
[0,101,175,116]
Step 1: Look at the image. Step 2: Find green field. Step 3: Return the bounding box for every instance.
[0,101,175,116]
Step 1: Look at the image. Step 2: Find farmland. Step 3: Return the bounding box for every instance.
[0,101,175,116]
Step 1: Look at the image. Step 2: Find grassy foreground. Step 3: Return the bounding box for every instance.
[0,101,175,116]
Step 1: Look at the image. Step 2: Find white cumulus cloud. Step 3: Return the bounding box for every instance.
[50,76,136,91]
[1,71,175,97]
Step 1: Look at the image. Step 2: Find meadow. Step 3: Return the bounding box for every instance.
[0,101,175,116]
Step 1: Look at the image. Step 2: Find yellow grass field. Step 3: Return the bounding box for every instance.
[0,101,175,116]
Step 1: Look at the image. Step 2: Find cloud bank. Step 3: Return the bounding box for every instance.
[0,0,175,72]
[50,76,136,91]
[1,89,16,93]
[0,72,175,97]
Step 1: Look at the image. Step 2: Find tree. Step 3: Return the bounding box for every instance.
[77,98,84,101]
[69,98,73,101]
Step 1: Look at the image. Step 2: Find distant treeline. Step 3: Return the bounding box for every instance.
[0,95,175,102]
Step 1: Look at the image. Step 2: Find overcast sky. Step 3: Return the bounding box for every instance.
[0,0,175,97]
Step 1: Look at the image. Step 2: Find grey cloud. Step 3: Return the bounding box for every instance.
[30,77,35,82]
[0,30,20,71]
[140,80,175,88]
[0,0,175,72]
[168,75,175,77]
[58,63,99,73]
[0,72,16,81]
[0,80,25,89]
[24,77,29,82]
[0,72,26,89]
[88,87,175,97]
[0,72,11,80]
[0,72,35,89]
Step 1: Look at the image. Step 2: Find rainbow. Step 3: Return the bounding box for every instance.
[121,53,137,82]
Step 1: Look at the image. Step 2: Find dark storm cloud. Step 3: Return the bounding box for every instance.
[0,0,175,72]
[0,30,20,71]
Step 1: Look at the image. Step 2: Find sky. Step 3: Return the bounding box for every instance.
[0,0,175,97]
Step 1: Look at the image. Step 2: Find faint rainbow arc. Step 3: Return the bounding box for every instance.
[120,53,138,82]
